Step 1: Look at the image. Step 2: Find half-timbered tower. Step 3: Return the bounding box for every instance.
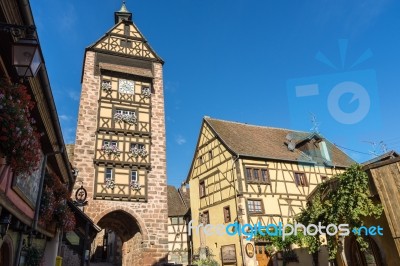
[187,117,355,266]
[73,3,168,265]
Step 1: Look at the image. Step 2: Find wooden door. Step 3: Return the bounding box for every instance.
[255,244,272,266]
[0,242,11,266]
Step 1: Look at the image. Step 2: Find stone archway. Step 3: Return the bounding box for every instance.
[93,210,145,265]
[0,235,13,266]
[344,236,384,266]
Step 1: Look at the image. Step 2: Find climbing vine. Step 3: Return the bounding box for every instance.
[296,164,383,260]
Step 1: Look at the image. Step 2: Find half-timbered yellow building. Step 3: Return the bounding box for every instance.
[187,117,355,266]
[167,185,191,265]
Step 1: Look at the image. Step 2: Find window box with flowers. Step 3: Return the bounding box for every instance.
[39,173,76,232]
[101,142,121,156]
[0,79,41,175]
[130,181,141,191]
[141,86,151,98]
[101,80,112,92]
[114,110,137,125]
[129,144,147,158]
[105,178,115,189]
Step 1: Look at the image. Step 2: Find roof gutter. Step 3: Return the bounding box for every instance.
[18,0,75,189]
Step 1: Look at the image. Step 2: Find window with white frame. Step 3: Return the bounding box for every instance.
[247,199,263,214]
[115,109,135,116]
[103,140,118,147]
[131,170,138,183]
[105,168,113,181]
[130,143,145,150]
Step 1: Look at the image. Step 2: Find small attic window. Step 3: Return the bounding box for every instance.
[120,39,132,48]
[124,24,130,36]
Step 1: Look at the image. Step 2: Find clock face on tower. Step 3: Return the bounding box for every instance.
[118,79,135,94]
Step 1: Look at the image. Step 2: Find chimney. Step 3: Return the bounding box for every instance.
[181,182,187,193]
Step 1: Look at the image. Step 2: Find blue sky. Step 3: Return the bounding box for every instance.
[31,0,400,187]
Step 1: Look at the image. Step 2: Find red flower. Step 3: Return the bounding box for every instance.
[0,79,41,175]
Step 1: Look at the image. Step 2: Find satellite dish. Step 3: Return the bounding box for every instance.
[286,133,294,141]
[288,141,296,151]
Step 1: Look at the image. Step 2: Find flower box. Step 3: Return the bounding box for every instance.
[101,144,121,156]
[130,181,141,191]
[129,146,148,158]
[114,112,137,125]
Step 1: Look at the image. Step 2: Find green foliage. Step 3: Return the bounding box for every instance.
[193,258,219,266]
[297,164,383,259]
[254,225,304,252]
[25,246,43,266]
[254,224,302,265]
[193,246,219,266]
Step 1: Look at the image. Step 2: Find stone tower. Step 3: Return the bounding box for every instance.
[73,3,168,265]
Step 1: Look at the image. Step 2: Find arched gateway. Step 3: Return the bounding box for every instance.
[72,3,168,265]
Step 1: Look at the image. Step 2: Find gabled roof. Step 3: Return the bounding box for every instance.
[168,185,189,217]
[178,186,190,209]
[86,20,163,63]
[204,117,355,167]
[361,150,399,167]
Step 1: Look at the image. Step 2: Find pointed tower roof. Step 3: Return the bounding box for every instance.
[115,1,132,24]
[119,1,130,12]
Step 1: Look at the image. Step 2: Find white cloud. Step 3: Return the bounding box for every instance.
[68,91,80,101]
[59,115,71,121]
[175,135,186,145]
[58,3,77,32]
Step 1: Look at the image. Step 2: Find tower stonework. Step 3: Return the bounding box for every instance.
[73,4,168,265]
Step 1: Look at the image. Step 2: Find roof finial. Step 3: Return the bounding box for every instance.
[115,1,132,23]
[119,1,130,13]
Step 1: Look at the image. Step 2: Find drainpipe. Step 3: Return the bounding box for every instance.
[14,231,24,266]
[231,155,245,265]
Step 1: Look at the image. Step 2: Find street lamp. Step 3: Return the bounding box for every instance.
[0,22,43,78]
[12,38,42,78]
[0,211,12,239]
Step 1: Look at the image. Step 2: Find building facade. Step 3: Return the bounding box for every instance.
[187,117,354,266]
[0,0,76,265]
[167,185,191,265]
[339,151,400,266]
[72,3,168,265]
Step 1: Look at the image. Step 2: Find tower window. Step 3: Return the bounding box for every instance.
[120,40,132,48]
[131,170,138,183]
[105,168,113,181]
[103,140,118,147]
[115,109,135,116]
[130,143,145,150]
